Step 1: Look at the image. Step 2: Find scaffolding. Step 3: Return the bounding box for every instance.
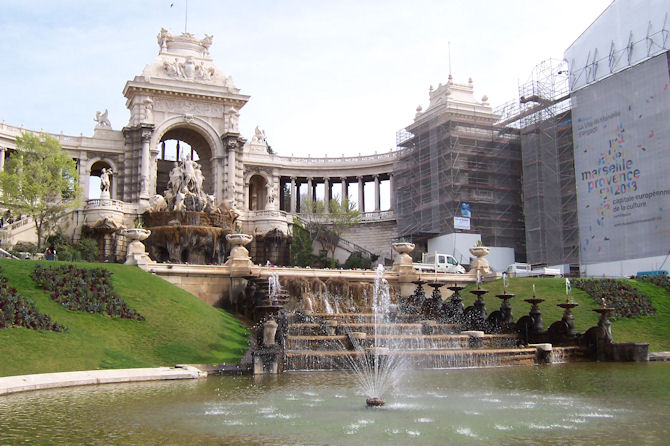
[499,59,579,266]
[394,79,526,259]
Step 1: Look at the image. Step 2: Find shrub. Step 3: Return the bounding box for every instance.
[11,241,39,254]
[574,278,656,318]
[76,238,99,262]
[31,265,144,321]
[44,232,99,262]
[344,251,372,270]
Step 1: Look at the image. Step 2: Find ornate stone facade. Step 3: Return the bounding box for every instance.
[0,28,399,264]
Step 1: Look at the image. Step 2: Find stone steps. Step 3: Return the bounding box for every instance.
[286,333,519,351]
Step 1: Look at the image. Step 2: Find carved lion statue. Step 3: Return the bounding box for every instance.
[147,194,167,213]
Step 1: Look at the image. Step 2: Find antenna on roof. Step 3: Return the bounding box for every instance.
[448,41,452,77]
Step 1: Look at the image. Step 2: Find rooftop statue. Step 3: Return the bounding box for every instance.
[94,109,111,128]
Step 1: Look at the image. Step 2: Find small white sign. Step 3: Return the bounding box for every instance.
[454,216,470,230]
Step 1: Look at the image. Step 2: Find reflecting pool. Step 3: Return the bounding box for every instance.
[1,363,669,445]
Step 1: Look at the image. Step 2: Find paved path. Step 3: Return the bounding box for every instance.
[0,366,206,396]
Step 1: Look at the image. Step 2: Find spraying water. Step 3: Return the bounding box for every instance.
[347,264,408,406]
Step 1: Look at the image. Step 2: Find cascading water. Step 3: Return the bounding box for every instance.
[268,272,281,303]
[347,264,409,407]
[323,295,334,314]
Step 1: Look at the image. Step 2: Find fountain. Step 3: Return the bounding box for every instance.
[351,265,408,407]
[141,156,238,264]
[444,282,466,323]
[464,272,488,331]
[548,279,579,345]
[488,273,516,333]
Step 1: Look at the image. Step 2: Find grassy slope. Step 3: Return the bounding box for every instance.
[0,259,249,377]
[462,277,670,351]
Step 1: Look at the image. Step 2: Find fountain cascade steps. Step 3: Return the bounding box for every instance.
[282,311,583,371]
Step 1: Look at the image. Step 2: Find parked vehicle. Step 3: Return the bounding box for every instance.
[506,262,561,278]
[413,252,466,274]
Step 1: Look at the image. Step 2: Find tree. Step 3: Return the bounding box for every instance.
[0,132,81,248]
[300,196,360,260]
[290,218,314,267]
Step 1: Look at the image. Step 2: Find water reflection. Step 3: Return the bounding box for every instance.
[0,363,669,445]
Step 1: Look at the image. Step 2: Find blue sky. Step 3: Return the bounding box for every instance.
[1,0,612,157]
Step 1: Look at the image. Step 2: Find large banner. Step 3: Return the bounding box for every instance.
[572,52,670,264]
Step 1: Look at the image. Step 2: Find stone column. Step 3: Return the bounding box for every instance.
[290,177,297,214]
[357,176,364,212]
[307,177,313,202]
[226,140,237,202]
[374,175,380,212]
[0,147,5,172]
[341,177,347,203]
[211,155,224,204]
[323,177,330,214]
[389,173,394,211]
[140,129,152,198]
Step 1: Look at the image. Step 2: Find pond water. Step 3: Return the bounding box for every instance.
[1,363,669,445]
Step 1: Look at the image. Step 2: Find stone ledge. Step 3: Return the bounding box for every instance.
[649,351,670,361]
[0,366,206,396]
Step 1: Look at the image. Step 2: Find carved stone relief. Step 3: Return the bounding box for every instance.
[153,98,224,117]
[163,56,215,81]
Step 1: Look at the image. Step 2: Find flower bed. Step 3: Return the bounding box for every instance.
[31,265,145,321]
[636,275,670,292]
[0,275,66,331]
[574,278,656,318]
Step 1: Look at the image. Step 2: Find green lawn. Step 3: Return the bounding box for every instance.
[462,277,670,351]
[0,259,249,377]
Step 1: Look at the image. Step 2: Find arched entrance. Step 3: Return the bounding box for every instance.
[156,127,213,197]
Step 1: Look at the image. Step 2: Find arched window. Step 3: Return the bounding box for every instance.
[248,175,268,211]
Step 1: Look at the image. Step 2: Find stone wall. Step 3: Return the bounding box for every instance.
[341,220,398,263]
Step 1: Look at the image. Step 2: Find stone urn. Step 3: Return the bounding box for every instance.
[469,245,491,275]
[225,233,254,274]
[226,233,253,259]
[392,242,415,266]
[392,241,418,294]
[124,227,151,243]
[122,228,151,266]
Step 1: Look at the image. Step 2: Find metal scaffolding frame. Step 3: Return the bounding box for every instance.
[496,59,579,266]
[394,98,526,259]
